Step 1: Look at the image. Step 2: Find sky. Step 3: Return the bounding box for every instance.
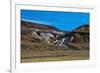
[21,9,90,31]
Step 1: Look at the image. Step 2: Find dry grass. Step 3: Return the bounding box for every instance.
[21,48,89,63]
[21,34,89,63]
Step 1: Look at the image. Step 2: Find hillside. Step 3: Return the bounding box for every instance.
[74,24,89,33]
[21,20,89,63]
[21,20,62,33]
[65,24,89,49]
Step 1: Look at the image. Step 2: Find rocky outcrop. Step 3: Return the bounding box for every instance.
[21,20,89,50]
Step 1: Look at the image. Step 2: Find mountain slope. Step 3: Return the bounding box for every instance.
[21,20,61,33]
[21,20,89,50]
[74,24,89,33]
[66,24,89,49]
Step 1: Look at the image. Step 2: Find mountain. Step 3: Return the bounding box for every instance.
[74,24,89,33]
[21,20,62,34]
[21,20,64,50]
[21,20,89,50]
[66,24,89,50]
[72,24,89,42]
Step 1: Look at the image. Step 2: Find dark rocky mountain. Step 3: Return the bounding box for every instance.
[73,24,89,43]
[66,24,89,49]
[74,24,89,33]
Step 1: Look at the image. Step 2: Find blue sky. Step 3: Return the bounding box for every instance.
[21,9,90,31]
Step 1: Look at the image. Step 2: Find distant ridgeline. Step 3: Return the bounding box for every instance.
[73,24,89,34]
[21,20,89,50]
[21,20,63,35]
[21,20,89,34]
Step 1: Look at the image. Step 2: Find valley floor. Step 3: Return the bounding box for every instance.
[21,49,89,63]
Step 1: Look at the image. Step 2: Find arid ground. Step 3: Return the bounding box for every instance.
[21,41,89,63]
